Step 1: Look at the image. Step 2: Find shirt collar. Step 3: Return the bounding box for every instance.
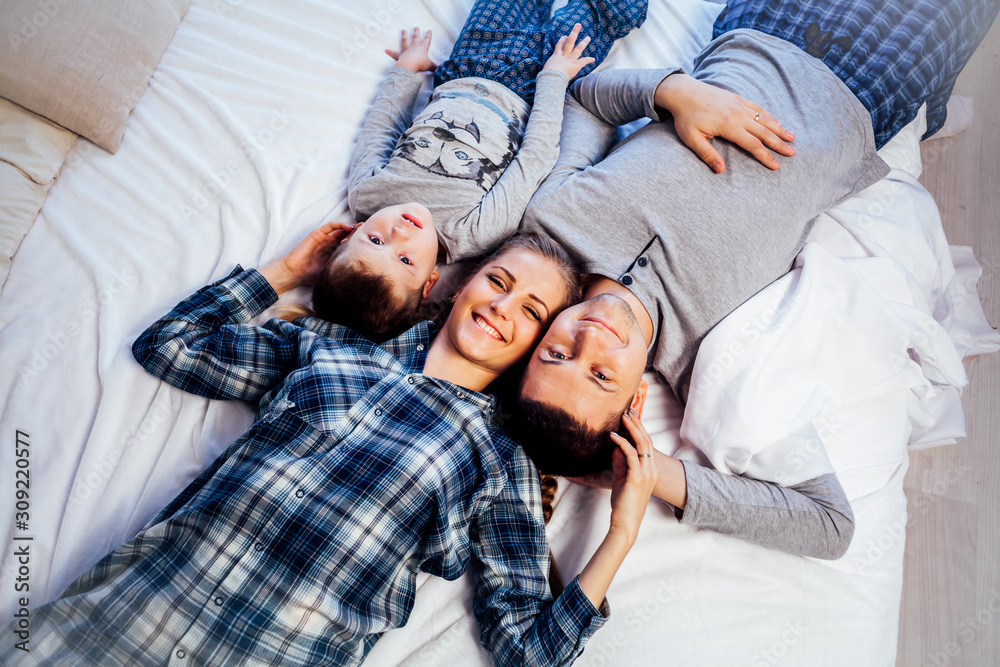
[424,375,498,416]
[303,318,499,417]
[407,325,500,416]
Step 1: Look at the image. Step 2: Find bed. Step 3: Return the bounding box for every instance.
[1,0,998,665]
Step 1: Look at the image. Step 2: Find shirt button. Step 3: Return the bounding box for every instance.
[621,275,633,286]
[457,392,465,399]
[407,377,415,384]
[254,543,264,551]
[416,344,425,351]
[176,649,186,659]
[214,596,224,606]
[374,408,383,416]
[637,257,648,268]
[295,489,305,498]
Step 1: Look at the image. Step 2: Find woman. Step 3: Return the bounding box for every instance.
[11,232,657,667]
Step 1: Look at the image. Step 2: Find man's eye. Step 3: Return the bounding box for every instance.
[550,350,567,360]
[369,236,383,245]
[455,150,469,160]
[594,371,609,381]
[400,256,412,266]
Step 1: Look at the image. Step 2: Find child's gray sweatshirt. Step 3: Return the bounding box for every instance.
[348,67,569,262]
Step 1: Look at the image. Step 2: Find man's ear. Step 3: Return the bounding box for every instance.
[629,378,648,419]
[422,269,440,300]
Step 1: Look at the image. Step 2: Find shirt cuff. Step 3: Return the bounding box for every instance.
[673,459,700,524]
[200,265,280,322]
[535,69,570,97]
[551,576,609,647]
[387,64,426,90]
[647,67,686,122]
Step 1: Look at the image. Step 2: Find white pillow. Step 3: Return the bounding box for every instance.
[0,161,50,291]
[876,103,927,179]
[0,97,76,185]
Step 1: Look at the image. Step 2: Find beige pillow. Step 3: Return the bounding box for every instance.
[0,0,192,153]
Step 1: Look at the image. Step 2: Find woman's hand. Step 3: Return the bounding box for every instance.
[386,27,436,73]
[259,221,355,295]
[575,409,658,607]
[654,73,796,174]
[607,409,658,546]
[543,23,596,79]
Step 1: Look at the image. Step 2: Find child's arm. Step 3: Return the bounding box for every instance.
[470,412,657,665]
[347,28,434,218]
[446,25,595,261]
[520,93,620,224]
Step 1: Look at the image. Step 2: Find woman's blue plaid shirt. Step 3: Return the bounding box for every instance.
[20,267,606,666]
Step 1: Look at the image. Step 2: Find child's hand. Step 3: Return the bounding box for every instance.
[260,221,355,295]
[386,27,436,73]
[543,24,595,79]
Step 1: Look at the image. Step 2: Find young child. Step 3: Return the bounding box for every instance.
[264,202,440,341]
[348,0,648,262]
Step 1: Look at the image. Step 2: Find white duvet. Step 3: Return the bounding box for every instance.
[0,0,996,666]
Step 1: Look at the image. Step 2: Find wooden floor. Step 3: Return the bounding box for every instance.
[896,19,1000,667]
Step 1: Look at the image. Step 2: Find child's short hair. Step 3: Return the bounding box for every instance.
[309,247,424,342]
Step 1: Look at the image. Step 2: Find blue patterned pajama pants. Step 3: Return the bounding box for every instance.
[435,0,648,104]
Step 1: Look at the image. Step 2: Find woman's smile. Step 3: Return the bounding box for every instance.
[436,246,571,375]
[473,312,505,341]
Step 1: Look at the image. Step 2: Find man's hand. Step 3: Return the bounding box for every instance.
[386,27,436,73]
[259,221,355,295]
[655,73,796,173]
[543,23,595,79]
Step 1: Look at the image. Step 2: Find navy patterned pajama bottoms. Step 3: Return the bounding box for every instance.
[435,0,648,104]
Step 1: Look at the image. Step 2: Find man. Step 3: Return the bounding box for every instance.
[512,0,1000,558]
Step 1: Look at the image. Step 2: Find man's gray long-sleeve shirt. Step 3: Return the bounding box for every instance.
[519,30,890,558]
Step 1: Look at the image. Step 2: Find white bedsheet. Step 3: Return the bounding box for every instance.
[0,0,997,665]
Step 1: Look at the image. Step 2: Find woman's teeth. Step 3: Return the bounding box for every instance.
[473,313,503,341]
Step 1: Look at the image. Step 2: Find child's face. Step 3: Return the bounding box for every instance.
[337,203,439,299]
